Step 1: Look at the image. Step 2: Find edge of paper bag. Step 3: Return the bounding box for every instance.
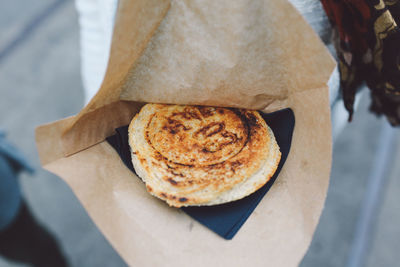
[58,0,336,157]
[37,85,333,267]
[36,116,75,166]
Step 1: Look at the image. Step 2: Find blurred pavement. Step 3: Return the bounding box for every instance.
[0,1,398,266]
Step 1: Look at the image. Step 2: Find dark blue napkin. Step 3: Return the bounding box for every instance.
[106,108,294,240]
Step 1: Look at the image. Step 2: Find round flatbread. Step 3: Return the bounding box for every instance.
[128,104,281,207]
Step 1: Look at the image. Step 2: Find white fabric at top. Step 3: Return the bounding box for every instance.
[75,0,118,104]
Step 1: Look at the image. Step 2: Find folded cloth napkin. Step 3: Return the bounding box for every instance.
[106,108,294,239]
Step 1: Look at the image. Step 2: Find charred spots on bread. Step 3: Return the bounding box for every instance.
[166,163,176,170]
[197,106,215,118]
[202,138,236,153]
[174,161,194,168]
[179,197,188,203]
[230,108,254,145]
[154,152,164,161]
[171,107,202,121]
[167,178,178,185]
[170,170,185,178]
[204,163,220,170]
[196,120,243,154]
[220,131,239,146]
[230,160,243,173]
[194,122,225,138]
[201,147,212,153]
[246,112,260,129]
[146,105,251,167]
[162,118,192,134]
[185,108,202,120]
[152,150,196,169]
[160,192,182,202]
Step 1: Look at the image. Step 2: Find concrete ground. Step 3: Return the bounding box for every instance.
[0,1,399,266]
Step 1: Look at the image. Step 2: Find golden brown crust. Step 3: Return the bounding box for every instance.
[129,104,281,207]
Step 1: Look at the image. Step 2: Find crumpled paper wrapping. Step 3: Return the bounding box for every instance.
[36,0,335,266]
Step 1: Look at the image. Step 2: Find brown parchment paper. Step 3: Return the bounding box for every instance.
[36,0,336,266]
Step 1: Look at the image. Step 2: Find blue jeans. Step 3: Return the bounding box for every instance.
[0,131,33,230]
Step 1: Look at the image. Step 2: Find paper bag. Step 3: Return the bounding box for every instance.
[36,0,335,266]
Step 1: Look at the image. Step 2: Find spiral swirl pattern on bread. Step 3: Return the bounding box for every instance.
[129,104,281,207]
